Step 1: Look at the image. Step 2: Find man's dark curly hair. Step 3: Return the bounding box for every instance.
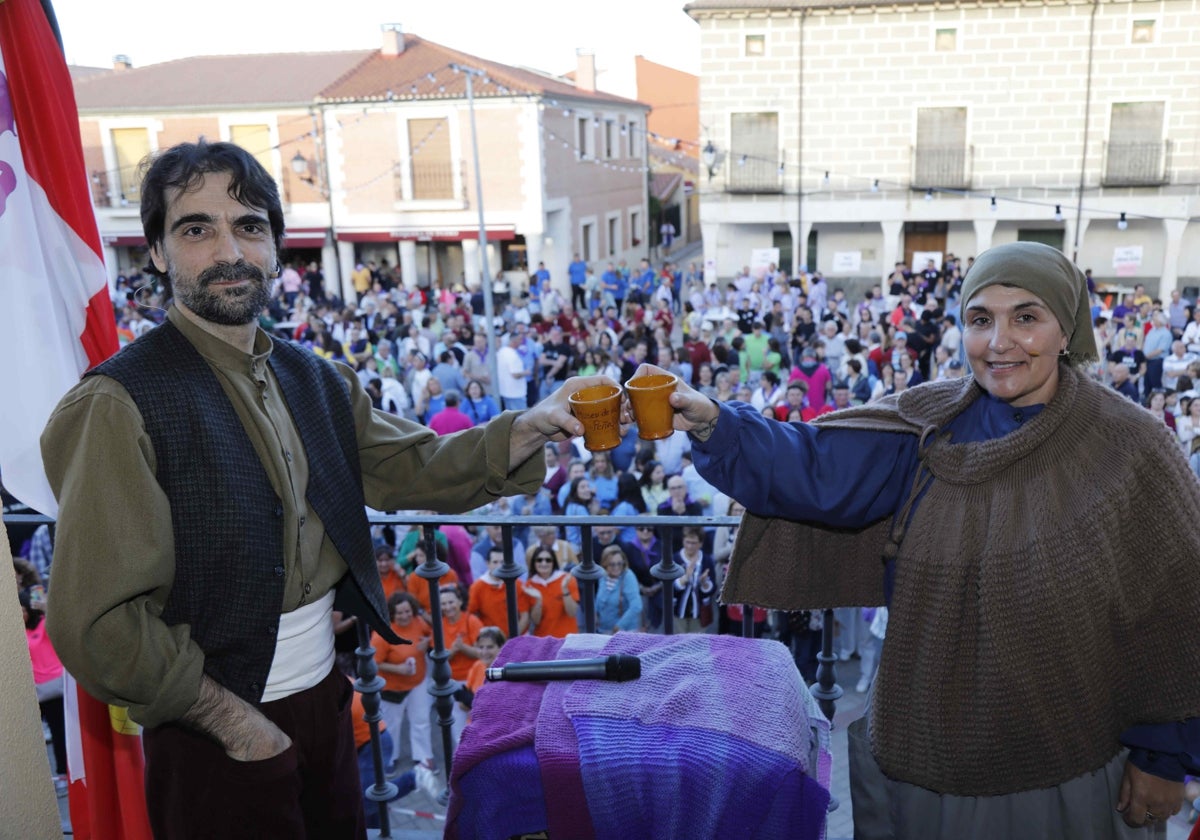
[139,138,285,277]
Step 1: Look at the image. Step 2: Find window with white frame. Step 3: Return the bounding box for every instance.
[607,214,620,256]
[728,112,781,192]
[1104,101,1166,185]
[111,127,151,204]
[408,117,454,200]
[914,107,968,188]
[745,34,765,56]
[604,120,616,159]
[1131,19,1156,43]
[228,124,273,178]
[630,210,642,247]
[577,117,592,159]
[628,120,640,158]
[582,221,595,261]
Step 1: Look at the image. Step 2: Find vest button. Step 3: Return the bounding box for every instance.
[1012,411,1023,423]
[299,516,306,527]
[267,624,277,635]
[304,582,312,595]
[274,505,283,517]
[273,565,284,577]
[250,682,261,693]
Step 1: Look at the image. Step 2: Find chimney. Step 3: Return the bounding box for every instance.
[575,49,595,93]
[381,23,405,56]
[113,54,133,72]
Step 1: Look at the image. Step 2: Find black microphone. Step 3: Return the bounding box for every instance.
[485,654,642,683]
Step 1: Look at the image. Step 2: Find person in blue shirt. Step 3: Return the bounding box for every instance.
[601,262,624,313]
[529,262,550,313]
[568,254,587,313]
[620,241,1200,839]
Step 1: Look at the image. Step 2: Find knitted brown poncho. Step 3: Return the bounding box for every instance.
[723,365,1200,795]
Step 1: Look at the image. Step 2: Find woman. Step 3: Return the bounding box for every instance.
[587,450,619,511]
[439,584,482,748]
[460,626,505,723]
[713,368,735,402]
[639,460,669,511]
[1144,389,1176,431]
[462,379,498,426]
[525,548,580,638]
[651,241,1200,838]
[611,472,647,544]
[897,350,923,388]
[562,476,598,551]
[696,363,717,398]
[589,544,642,634]
[373,593,434,774]
[576,348,600,378]
[21,589,67,793]
[1177,397,1200,449]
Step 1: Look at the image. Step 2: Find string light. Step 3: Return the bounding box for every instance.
[1117,212,1128,230]
[1054,204,1063,221]
[990,194,997,212]
[871,179,879,192]
[925,188,934,201]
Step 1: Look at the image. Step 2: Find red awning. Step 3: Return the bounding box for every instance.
[337,228,516,243]
[103,235,147,247]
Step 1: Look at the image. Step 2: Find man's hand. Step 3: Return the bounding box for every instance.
[509,374,623,464]
[182,675,292,763]
[1115,759,1183,828]
[627,364,721,442]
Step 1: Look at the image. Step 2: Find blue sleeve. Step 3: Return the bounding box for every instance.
[1120,719,1200,782]
[691,401,918,527]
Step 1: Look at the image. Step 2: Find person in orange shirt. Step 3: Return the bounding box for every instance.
[439,584,482,748]
[460,626,505,724]
[373,592,434,775]
[525,546,580,638]
[467,546,540,634]
[375,544,407,603]
[405,543,459,619]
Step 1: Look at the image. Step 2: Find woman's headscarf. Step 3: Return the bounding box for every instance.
[959,242,1098,365]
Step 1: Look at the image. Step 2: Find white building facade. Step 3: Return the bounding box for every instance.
[687,0,1200,298]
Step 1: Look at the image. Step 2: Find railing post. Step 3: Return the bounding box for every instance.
[740,607,755,638]
[493,523,525,639]
[415,523,456,786]
[355,618,396,838]
[574,524,602,634]
[810,607,842,724]
[651,526,683,635]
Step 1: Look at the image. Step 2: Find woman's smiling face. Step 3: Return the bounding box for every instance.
[963,284,1067,407]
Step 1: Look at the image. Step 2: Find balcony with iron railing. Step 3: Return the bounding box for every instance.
[725,158,784,194]
[395,159,463,202]
[1102,140,1172,187]
[911,144,973,191]
[6,509,847,837]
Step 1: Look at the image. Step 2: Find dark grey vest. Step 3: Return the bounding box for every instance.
[88,320,396,705]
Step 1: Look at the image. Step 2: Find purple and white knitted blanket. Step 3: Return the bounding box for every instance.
[445,632,831,840]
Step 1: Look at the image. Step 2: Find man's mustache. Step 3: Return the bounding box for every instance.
[198,261,267,287]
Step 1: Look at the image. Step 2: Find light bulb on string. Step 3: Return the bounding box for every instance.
[1117,212,1128,230]
[1054,205,1063,222]
[925,188,934,201]
[990,195,997,212]
[871,179,879,192]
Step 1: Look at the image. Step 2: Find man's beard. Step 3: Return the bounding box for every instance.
[172,260,274,326]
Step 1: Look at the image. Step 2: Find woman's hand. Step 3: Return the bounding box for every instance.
[627,363,721,441]
[1115,761,1183,828]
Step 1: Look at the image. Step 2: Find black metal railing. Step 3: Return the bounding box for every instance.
[394,159,461,201]
[5,509,845,834]
[1102,140,1172,186]
[912,144,972,190]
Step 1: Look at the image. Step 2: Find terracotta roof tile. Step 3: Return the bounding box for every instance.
[73,51,373,111]
[318,34,644,108]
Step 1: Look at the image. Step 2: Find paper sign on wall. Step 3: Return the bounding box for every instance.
[832,251,862,273]
[1113,246,1142,277]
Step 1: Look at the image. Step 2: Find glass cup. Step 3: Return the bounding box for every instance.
[625,373,678,440]
[568,384,623,451]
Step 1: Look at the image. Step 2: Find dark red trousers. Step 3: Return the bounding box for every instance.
[143,666,365,839]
